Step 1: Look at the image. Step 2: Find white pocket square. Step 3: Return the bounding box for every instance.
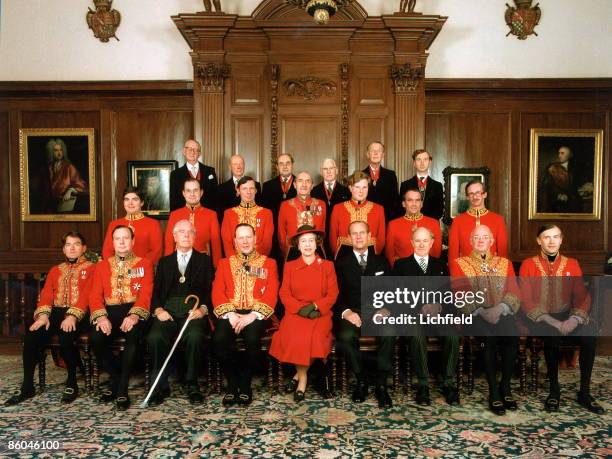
[208,174,214,179]
[375,271,384,276]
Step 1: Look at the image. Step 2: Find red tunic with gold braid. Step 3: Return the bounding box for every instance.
[448,208,508,262]
[221,202,274,257]
[449,251,520,315]
[164,204,222,266]
[34,257,97,322]
[89,254,154,323]
[277,197,326,256]
[102,213,163,265]
[212,251,279,319]
[328,199,385,257]
[519,254,590,323]
[385,214,442,266]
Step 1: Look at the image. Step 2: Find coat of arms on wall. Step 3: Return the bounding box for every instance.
[505,0,541,40]
[86,0,121,42]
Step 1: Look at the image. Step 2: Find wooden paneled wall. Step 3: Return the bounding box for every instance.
[0,82,193,270]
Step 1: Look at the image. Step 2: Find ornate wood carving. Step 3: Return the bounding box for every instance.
[390,63,423,94]
[86,0,121,42]
[203,0,223,13]
[270,64,280,165]
[339,63,349,180]
[196,63,230,93]
[399,0,417,13]
[283,77,337,101]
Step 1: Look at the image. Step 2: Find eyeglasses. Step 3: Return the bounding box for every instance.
[472,235,491,241]
[467,191,484,197]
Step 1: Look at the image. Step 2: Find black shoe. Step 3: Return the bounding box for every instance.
[489,398,506,416]
[441,386,460,406]
[4,388,35,406]
[222,392,237,407]
[115,395,131,411]
[317,376,335,399]
[294,390,305,403]
[187,385,204,405]
[285,378,298,394]
[148,388,170,407]
[502,395,518,411]
[61,386,78,404]
[237,391,253,406]
[99,388,116,403]
[375,386,393,408]
[544,394,560,412]
[577,392,605,415]
[351,380,367,403]
[415,386,431,406]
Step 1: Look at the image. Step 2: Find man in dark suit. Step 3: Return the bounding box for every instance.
[399,149,444,220]
[392,227,460,406]
[312,158,350,256]
[170,139,218,211]
[262,153,296,260]
[335,220,394,408]
[146,219,213,406]
[362,141,399,222]
[215,154,262,222]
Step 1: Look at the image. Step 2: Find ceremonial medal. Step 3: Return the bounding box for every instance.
[373,180,377,186]
[283,193,287,199]
[179,275,186,284]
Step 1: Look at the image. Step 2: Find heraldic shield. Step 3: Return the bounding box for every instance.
[505,0,541,40]
[86,0,121,42]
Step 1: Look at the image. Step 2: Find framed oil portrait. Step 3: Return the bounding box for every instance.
[127,160,177,219]
[529,129,603,220]
[442,166,490,225]
[19,128,96,222]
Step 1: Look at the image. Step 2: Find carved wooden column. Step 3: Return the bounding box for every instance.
[391,63,424,184]
[196,63,229,175]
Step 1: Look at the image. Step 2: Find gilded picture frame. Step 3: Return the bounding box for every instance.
[442,166,490,225]
[127,160,177,219]
[529,128,603,220]
[19,128,96,222]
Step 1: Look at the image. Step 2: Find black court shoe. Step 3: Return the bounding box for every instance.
[285,378,298,394]
[4,388,35,406]
[222,392,237,407]
[61,386,79,404]
[238,391,253,406]
[577,392,605,415]
[351,380,367,403]
[502,395,518,411]
[375,386,393,409]
[489,398,506,416]
[441,385,460,406]
[415,386,431,406]
[148,388,170,407]
[294,390,305,403]
[544,395,560,412]
[115,395,131,411]
[187,386,204,405]
[99,388,116,403]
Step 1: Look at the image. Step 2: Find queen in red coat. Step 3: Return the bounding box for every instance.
[269,225,339,402]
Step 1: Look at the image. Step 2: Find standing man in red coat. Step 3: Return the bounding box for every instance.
[385,188,442,266]
[164,178,221,267]
[277,171,326,260]
[212,224,279,407]
[448,180,508,263]
[520,224,604,414]
[221,176,274,257]
[90,225,154,410]
[5,232,96,406]
[329,171,385,259]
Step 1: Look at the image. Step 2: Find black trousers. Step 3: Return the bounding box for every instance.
[21,307,83,390]
[408,336,460,389]
[335,319,395,386]
[212,315,268,393]
[146,313,210,391]
[90,304,145,396]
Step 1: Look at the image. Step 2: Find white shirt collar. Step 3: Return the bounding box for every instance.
[414,254,429,264]
[354,249,367,261]
[177,249,193,262]
[326,180,336,188]
[188,163,199,174]
[416,172,429,180]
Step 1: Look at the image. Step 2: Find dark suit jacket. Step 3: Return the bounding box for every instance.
[261,174,297,218]
[312,181,351,256]
[151,250,213,311]
[335,247,390,316]
[215,178,262,222]
[362,165,399,221]
[399,175,444,221]
[170,162,218,211]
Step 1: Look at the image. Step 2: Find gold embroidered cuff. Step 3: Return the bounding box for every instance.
[570,308,589,324]
[214,303,236,318]
[128,306,150,321]
[502,293,521,314]
[66,307,85,322]
[252,302,274,320]
[33,305,52,319]
[91,309,108,324]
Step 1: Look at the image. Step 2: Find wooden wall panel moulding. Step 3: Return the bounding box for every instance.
[390,63,424,94]
[340,63,350,180]
[270,64,280,164]
[196,63,230,94]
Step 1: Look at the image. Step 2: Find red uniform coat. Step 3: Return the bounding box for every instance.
[34,257,97,322]
[164,205,222,266]
[102,213,163,265]
[519,254,590,323]
[221,203,274,257]
[329,200,385,258]
[448,208,508,262]
[212,252,278,319]
[89,255,154,323]
[277,197,326,256]
[385,214,442,266]
[449,251,520,315]
[269,257,339,366]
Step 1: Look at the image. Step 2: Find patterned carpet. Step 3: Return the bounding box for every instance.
[0,355,610,458]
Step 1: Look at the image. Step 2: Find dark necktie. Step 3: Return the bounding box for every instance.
[359,253,367,273]
[418,256,427,273]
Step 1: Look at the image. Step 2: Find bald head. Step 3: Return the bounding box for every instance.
[229,154,245,179]
[470,224,494,255]
[411,226,434,257]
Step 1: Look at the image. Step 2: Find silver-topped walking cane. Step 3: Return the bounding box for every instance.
[140,294,202,408]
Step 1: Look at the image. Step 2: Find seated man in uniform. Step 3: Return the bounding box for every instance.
[147,219,213,406]
[90,225,153,410]
[5,232,96,406]
[212,224,279,406]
